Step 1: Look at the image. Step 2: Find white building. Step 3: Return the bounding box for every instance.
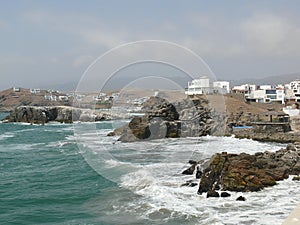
[288,80,300,102]
[213,81,230,94]
[13,87,20,92]
[246,87,285,104]
[44,95,57,101]
[30,88,41,94]
[232,84,257,96]
[185,76,211,95]
[58,96,69,101]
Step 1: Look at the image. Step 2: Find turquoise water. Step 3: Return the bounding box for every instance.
[1,112,300,225]
[0,119,116,225]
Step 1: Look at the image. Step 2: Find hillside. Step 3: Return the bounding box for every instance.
[0,88,71,112]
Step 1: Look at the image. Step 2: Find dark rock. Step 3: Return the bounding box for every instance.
[236,196,246,201]
[112,96,215,142]
[107,131,115,136]
[220,192,231,197]
[292,176,300,181]
[207,190,220,198]
[181,181,198,187]
[197,144,300,194]
[182,164,196,175]
[189,160,197,165]
[196,167,202,179]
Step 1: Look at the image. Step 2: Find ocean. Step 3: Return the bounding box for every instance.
[1,112,299,225]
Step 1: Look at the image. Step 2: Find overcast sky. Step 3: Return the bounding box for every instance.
[1,0,300,90]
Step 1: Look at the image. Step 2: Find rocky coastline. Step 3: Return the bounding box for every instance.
[180,143,300,198]
[108,96,225,142]
[2,106,110,124]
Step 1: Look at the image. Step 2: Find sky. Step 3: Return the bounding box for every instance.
[1,0,300,90]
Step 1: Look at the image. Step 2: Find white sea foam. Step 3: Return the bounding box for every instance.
[0,132,15,141]
[75,128,296,224]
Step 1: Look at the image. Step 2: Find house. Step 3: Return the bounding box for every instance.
[13,87,20,92]
[213,81,230,94]
[245,85,285,104]
[185,76,211,95]
[30,88,41,94]
[287,80,300,102]
[232,84,257,96]
[44,95,57,101]
[58,96,69,102]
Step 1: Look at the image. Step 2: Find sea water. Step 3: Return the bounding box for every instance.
[0,112,299,225]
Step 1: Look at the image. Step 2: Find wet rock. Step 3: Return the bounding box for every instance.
[188,160,197,165]
[292,176,300,181]
[220,192,231,197]
[197,144,300,194]
[107,131,115,136]
[182,164,196,175]
[207,190,220,198]
[181,180,198,187]
[196,167,202,179]
[112,96,215,142]
[236,196,246,201]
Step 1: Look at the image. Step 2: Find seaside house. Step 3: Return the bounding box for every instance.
[185,76,211,95]
[58,96,69,102]
[244,85,285,104]
[213,81,230,94]
[30,88,41,94]
[286,79,300,102]
[44,95,57,101]
[232,84,257,96]
[13,87,20,92]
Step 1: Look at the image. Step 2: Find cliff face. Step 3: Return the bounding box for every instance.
[3,106,109,124]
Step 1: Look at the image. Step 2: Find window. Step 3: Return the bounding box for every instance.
[266,90,276,94]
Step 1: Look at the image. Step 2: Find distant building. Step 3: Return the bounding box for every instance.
[13,87,20,92]
[232,84,257,96]
[213,81,230,94]
[245,85,285,104]
[44,95,57,101]
[58,96,69,102]
[185,76,211,95]
[288,79,300,102]
[30,88,41,94]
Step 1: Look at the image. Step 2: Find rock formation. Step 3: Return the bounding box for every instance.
[3,106,110,124]
[197,143,300,195]
[111,96,225,142]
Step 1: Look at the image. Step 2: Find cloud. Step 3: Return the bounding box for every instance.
[240,13,300,56]
[23,11,127,49]
[72,55,94,68]
[182,12,300,58]
[0,20,8,29]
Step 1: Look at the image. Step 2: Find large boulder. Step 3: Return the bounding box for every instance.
[198,144,300,194]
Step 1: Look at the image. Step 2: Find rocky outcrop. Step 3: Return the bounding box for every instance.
[3,106,110,124]
[111,96,219,142]
[197,143,300,195]
[233,129,300,143]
